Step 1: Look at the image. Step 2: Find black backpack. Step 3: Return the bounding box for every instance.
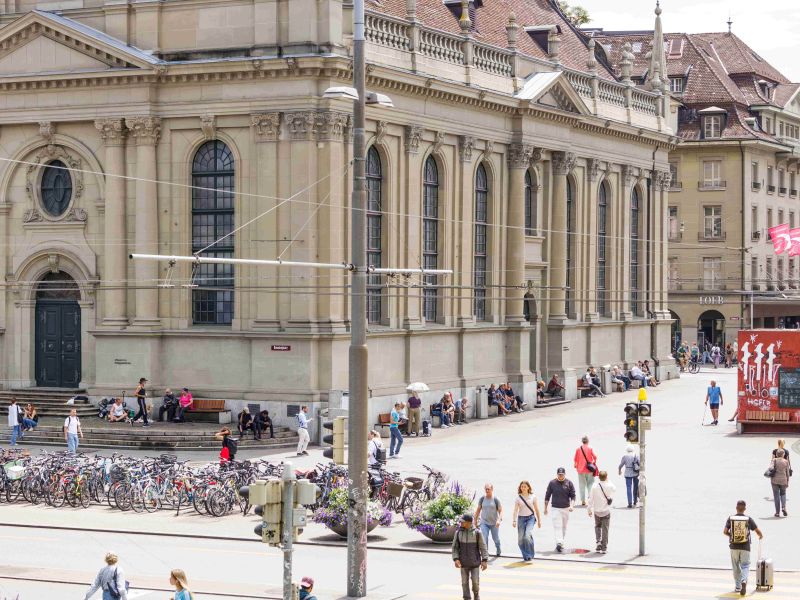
[225,436,238,458]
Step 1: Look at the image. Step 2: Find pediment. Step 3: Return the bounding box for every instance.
[0,10,161,77]
[515,71,591,116]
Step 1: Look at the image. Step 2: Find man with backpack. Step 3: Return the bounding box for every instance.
[723,500,763,596]
[214,427,238,462]
[64,408,84,454]
[452,514,488,600]
[473,483,503,557]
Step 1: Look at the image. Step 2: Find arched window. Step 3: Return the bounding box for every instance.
[630,186,641,316]
[474,164,489,320]
[191,140,235,325]
[423,156,439,322]
[366,147,383,324]
[597,182,608,316]
[524,170,536,236]
[566,177,575,316]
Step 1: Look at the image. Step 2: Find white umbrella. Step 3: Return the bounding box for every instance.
[406,382,430,393]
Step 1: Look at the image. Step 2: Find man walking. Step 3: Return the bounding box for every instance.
[474,483,503,557]
[723,500,763,596]
[706,380,723,425]
[544,467,576,553]
[587,471,616,553]
[296,405,310,456]
[7,398,21,446]
[452,514,488,600]
[574,435,598,505]
[64,408,83,454]
[407,391,422,436]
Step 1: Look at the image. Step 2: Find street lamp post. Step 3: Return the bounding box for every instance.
[347,0,369,596]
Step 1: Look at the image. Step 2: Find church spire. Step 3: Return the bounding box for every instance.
[647,1,668,92]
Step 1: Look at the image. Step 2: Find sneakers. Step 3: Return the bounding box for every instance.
[495,550,501,557]
[740,582,746,596]
[555,543,563,553]
[302,451,309,456]
[599,549,607,554]
[783,509,788,516]
[596,543,602,552]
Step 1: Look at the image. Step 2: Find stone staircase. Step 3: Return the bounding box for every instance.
[0,388,94,418]
[0,417,299,451]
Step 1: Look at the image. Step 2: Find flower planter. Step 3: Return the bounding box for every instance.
[420,524,458,544]
[328,520,379,538]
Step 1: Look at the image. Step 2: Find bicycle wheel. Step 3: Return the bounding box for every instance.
[79,484,92,509]
[142,484,161,513]
[5,479,21,503]
[47,483,67,508]
[66,481,80,508]
[130,487,145,513]
[402,490,422,515]
[114,485,132,511]
[207,489,233,517]
[689,362,699,374]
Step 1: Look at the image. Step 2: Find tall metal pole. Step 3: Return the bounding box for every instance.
[282,463,296,600]
[638,418,646,556]
[347,0,369,596]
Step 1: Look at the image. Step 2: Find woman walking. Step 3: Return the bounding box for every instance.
[511,480,541,561]
[133,377,150,427]
[84,552,127,600]
[769,449,791,517]
[618,445,640,508]
[169,569,193,600]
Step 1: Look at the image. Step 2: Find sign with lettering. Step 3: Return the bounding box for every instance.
[271,345,291,352]
[699,296,724,305]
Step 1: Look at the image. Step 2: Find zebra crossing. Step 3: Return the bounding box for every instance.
[410,558,800,599]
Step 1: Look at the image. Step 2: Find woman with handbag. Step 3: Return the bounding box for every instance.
[511,480,542,561]
[618,445,640,508]
[768,449,791,517]
[84,552,128,600]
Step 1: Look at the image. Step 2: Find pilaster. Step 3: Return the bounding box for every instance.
[619,164,634,320]
[506,143,534,324]
[456,134,475,326]
[402,125,423,329]
[549,151,576,321]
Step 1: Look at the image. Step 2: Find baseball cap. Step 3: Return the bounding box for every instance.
[556,467,566,474]
[461,514,473,522]
[301,576,314,588]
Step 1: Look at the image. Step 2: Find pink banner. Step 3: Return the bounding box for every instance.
[790,228,800,257]
[769,223,792,254]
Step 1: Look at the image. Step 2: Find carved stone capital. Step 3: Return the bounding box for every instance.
[552,151,577,176]
[375,120,388,145]
[314,111,350,141]
[285,111,316,140]
[432,131,445,155]
[404,124,422,154]
[662,170,672,190]
[200,115,216,141]
[251,112,281,142]
[126,116,161,146]
[621,164,634,187]
[507,143,534,170]
[95,118,127,146]
[587,158,600,182]
[458,135,475,163]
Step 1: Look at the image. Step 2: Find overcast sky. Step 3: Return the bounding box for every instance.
[577,0,800,81]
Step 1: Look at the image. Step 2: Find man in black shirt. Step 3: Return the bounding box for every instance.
[544,467,576,553]
[723,500,763,596]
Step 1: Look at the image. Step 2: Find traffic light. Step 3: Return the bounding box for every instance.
[624,402,639,442]
[249,478,283,546]
[638,402,652,417]
[292,479,320,542]
[322,415,346,464]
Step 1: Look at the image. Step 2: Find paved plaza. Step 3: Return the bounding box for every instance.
[2,368,799,599]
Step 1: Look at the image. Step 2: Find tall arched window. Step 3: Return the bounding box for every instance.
[191,140,235,324]
[630,186,641,315]
[597,182,608,316]
[566,177,575,316]
[423,156,439,322]
[524,170,536,236]
[366,147,383,324]
[474,163,489,320]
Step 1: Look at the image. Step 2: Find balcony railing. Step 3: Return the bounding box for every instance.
[669,181,683,191]
[698,180,727,191]
[791,189,799,198]
[752,181,762,191]
[768,184,776,193]
[780,187,788,195]
[698,231,727,242]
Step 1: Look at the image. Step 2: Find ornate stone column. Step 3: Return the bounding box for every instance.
[550,151,576,320]
[402,124,423,329]
[619,164,634,319]
[127,116,161,327]
[95,118,128,326]
[506,143,533,323]
[456,134,475,325]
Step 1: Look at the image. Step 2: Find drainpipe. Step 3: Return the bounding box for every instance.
[739,141,746,332]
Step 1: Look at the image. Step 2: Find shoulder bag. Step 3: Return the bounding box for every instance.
[764,459,776,479]
[580,446,598,476]
[518,495,537,523]
[597,483,612,506]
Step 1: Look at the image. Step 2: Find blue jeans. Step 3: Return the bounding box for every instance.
[625,476,639,506]
[517,515,536,560]
[480,522,501,555]
[389,427,403,456]
[22,418,37,430]
[730,549,750,590]
[67,433,79,454]
[10,424,20,445]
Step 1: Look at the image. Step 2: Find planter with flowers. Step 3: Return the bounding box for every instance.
[404,482,474,544]
[312,487,392,538]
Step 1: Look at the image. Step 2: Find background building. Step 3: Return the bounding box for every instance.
[0,0,675,426]
[595,12,800,349]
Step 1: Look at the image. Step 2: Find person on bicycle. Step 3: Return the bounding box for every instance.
[690,342,700,365]
[676,344,688,370]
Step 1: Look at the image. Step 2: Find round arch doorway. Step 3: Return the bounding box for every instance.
[35,272,81,388]
[697,309,725,348]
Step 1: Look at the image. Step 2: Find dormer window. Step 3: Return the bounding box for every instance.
[525,25,561,53]
[698,106,727,139]
[667,38,685,58]
[669,77,685,93]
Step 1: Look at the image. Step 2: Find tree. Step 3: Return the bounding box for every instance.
[558,1,592,27]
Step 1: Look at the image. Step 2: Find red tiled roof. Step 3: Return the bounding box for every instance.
[369,0,616,80]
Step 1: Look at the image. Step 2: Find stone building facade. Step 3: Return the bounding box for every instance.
[595,11,800,349]
[0,0,675,423]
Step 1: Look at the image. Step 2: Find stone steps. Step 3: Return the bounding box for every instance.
[0,389,94,417]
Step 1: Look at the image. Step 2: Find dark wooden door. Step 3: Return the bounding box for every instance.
[35,301,81,388]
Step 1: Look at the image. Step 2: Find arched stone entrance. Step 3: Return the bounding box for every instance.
[35,272,81,388]
[697,309,725,348]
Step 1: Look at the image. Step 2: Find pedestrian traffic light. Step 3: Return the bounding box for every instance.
[638,402,652,417]
[322,416,346,464]
[249,478,283,546]
[624,402,639,442]
[292,479,320,542]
